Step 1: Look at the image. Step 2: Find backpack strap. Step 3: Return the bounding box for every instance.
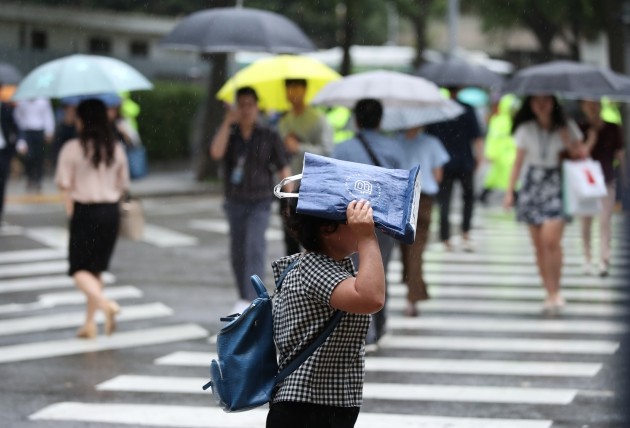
[356,132,383,167]
[275,310,343,385]
[275,258,301,292]
[272,256,345,385]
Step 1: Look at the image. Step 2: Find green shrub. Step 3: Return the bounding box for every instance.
[133,81,205,161]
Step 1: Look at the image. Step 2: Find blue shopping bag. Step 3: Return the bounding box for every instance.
[275,153,421,244]
[126,144,148,180]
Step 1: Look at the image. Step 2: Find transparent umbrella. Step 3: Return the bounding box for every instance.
[12,54,152,100]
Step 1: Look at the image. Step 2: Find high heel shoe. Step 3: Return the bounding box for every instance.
[76,323,97,339]
[104,301,120,336]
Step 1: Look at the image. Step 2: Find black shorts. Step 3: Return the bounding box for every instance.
[68,202,120,276]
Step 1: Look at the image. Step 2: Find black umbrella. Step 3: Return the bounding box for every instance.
[502,60,630,99]
[159,7,315,53]
[417,57,503,89]
[0,62,22,85]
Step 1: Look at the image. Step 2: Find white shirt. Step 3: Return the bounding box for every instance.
[514,119,583,168]
[13,98,55,136]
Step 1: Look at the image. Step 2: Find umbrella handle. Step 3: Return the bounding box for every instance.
[274,174,302,199]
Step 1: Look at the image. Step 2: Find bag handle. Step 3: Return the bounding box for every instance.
[274,174,302,199]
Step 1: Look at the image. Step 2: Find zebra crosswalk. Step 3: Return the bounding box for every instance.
[2,208,628,427]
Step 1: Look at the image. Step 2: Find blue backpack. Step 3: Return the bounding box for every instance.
[203,260,343,412]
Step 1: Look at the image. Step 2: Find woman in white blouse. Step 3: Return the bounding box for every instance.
[55,99,129,338]
[503,95,585,313]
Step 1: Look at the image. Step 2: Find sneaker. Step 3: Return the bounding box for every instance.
[461,239,474,253]
[443,240,454,252]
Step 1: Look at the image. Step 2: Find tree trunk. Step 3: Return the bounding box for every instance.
[194,53,228,181]
[602,0,625,72]
[340,0,356,76]
[411,0,433,69]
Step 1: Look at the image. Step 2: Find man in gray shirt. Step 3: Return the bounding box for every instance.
[278,79,333,254]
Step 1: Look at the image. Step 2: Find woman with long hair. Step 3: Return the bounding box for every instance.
[55,98,129,338]
[503,95,585,313]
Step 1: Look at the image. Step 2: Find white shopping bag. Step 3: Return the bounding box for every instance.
[562,160,604,216]
[562,159,607,199]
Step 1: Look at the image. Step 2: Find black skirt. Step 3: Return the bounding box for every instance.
[68,202,120,276]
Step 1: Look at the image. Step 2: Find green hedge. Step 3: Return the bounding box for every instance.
[133,81,205,161]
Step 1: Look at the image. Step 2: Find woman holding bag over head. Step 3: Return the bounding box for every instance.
[503,95,585,314]
[55,98,130,339]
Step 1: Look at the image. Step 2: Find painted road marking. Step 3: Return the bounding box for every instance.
[96,375,577,405]
[189,219,283,241]
[141,224,198,247]
[387,316,627,335]
[0,302,173,336]
[387,297,626,317]
[155,351,601,377]
[0,260,68,279]
[388,272,625,288]
[379,335,619,354]
[24,227,67,249]
[30,402,553,428]
[389,284,627,302]
[0,286,142,314]
[0,248,65,264]
[0,324,207,364]
[0,272,115,294]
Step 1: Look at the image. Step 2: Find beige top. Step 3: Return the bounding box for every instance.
[55,139,129,203]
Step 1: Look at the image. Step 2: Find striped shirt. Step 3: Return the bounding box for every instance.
[271,253,370,407]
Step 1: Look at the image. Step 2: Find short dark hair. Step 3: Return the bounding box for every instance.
[285,78,307,88]
[354,98,383,129]
[281,193,340,253]
[236,86,258,102]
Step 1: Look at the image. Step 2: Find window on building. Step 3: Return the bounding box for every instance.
[31,30,47,50]
[89,37,111,54]
[130,40,149,58]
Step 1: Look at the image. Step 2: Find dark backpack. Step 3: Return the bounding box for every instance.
[203,260,343,412]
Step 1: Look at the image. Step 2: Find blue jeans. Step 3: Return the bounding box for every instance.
[224,198,272,301]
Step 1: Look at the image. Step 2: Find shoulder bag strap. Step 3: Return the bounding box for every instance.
[273,256,346,384]
[356,132,382,167]
[275,310,344,384]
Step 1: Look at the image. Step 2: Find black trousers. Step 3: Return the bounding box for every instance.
[0,147,14,222]
[23,130,46,187]
[267,402,360,428]
[438,169,475,242]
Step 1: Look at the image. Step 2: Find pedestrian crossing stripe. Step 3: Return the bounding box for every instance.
[379,335,619,354]
[0,260,68,279]
[390,260,626,277]
[387,297,625,317]
[388,284,627,301]
[0,302,173,336]
[0,324,208,364]
[0,273,115,294]
[141,224,199,247]
[95,375,577,405]
[387,315,627,335]
[0,285,142,314]
[420,251,623,266]
[0,248,65,264]
[155,351,602,377]
[29,402,553,428]
[21,224,199,249]
[189,219,284,241]
[388,272,625,288]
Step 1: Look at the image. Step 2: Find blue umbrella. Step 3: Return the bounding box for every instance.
[12,54,152,100]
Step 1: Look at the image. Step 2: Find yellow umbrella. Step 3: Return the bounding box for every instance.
[217,55,341,111]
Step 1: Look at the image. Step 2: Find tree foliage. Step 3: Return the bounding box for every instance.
[461,0,605,61]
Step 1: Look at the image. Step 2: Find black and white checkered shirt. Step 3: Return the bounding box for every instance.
[271,253,370,407]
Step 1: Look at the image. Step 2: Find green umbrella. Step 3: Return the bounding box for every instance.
[12,54,153,100]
